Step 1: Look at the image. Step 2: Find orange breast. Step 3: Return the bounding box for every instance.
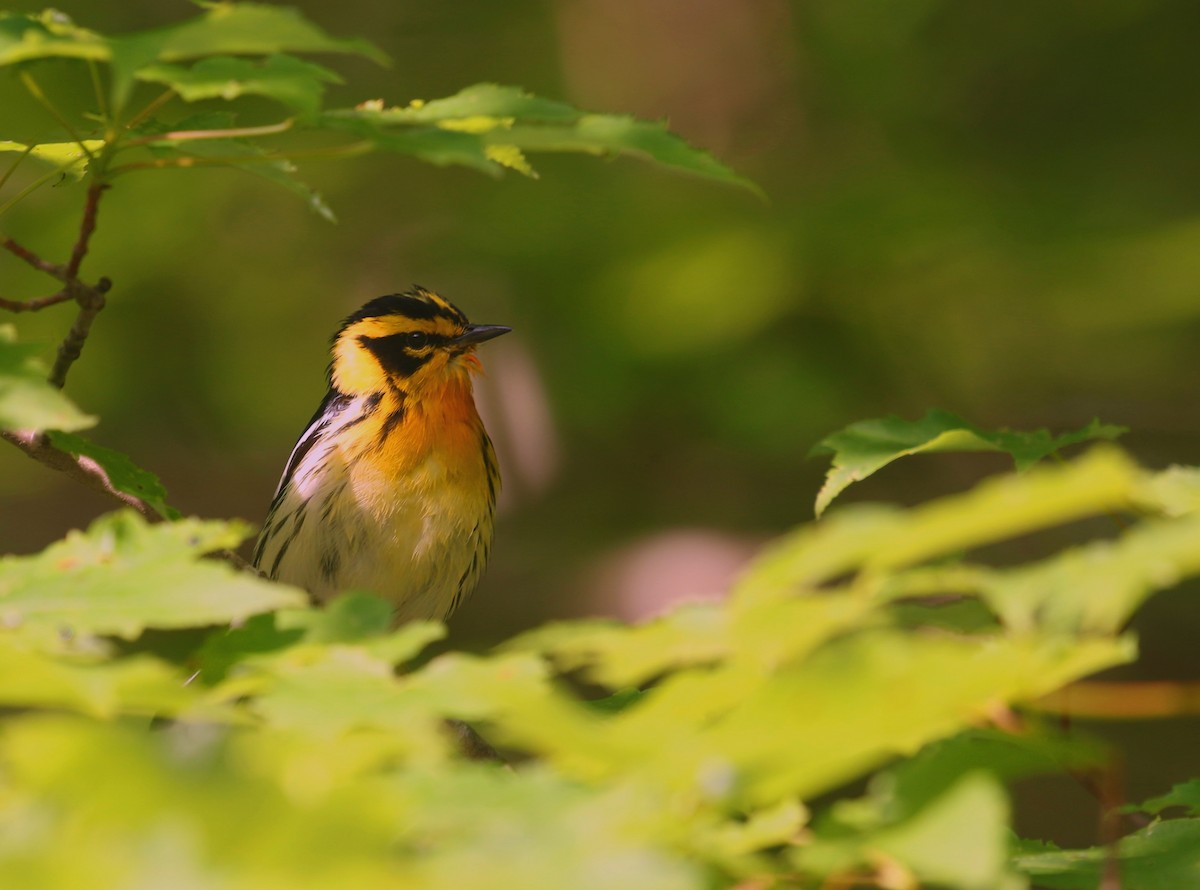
[377,373,486,479]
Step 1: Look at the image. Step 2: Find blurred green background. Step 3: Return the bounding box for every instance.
[3,0,1200,846]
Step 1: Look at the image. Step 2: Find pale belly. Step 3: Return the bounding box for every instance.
[262,446,494,623]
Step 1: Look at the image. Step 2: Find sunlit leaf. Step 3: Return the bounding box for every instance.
[1139,464,1200,517]
[811,409,1126,515]
[0,326,95,433]
[0,510,305,638]
[45,431,178,519]
[0,639,200,719]
[979,513,1200,633]
[0,140,105,179]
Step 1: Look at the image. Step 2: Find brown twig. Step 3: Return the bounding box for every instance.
[1,429,159,520]
[65,181,106,279]
[50,276,110,389]
[45,182,110,389]
[0,290,72,312]
[1,236,67,280]
[1032,680,1200,718]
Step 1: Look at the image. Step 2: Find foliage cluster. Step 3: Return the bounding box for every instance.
[1,5,1198,888]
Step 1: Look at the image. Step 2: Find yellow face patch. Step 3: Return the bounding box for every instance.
[331,305,468,395]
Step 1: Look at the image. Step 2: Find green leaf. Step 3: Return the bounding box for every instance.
[1016,819,1200,889]
[1135,779,1200,817]
[319,84,761,193]
[196,594,444,685]
[585,688,646,714]
[313,111,500,174]
[194,612,305,683]
[0,140,105,179]
[0,639,202,719]
[978,512,1200,633]
[115,3,382,111]
[799,773,1015,890]
[877,728,1108,825]
[811,409,1126,516]
[124,2,385,65]
[497,115,761,194]
[0,326,95,433]
[1139,464,1200,517]
[741,447,1141,595]
[0,510,306,639]
[136,53,341,114]
[0,10,108,66]
[375,84,585,123]
[147,135,335,221]
[45,431,178,520]
[275,592,446,663]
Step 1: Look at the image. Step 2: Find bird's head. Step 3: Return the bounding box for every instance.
[330,287,510,397]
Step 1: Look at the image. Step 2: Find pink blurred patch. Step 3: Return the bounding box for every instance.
[582,528,763,621]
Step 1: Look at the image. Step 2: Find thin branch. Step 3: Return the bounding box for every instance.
[1,429,159,520]
[0,290,71,312]
[66,181,106,279]
[1,236,67,280]
[50,276,110,389]
[33,182,112,389]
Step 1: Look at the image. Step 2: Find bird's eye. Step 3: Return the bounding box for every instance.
[406,331,429,349]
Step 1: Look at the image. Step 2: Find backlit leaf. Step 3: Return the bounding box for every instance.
[0,510,305,638]
[0,140,105,179]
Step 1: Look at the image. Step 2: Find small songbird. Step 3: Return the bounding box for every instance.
[253,287,510,624]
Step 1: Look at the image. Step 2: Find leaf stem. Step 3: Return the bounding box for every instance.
[0,144,35,198]
[109,140,375,175]
[87,59,111,131]
[19,71,96,164]
[121,89,176,133]
[0,166,68,218]
[122,119,297,148]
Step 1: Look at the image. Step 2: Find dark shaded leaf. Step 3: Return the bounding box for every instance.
[46,431,178,519]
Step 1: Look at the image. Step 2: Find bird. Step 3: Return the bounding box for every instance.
[252,286,510,624]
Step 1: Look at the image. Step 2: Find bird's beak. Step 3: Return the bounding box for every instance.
[453,324,511,348]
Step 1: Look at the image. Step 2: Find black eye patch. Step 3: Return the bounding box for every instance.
[359,332,447,377]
